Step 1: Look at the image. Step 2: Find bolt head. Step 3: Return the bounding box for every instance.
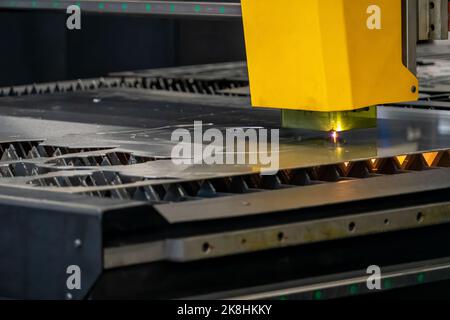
[74,239,82,248]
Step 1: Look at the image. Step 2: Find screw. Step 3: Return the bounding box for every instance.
[66,292,73,300]
[74,239,82,248]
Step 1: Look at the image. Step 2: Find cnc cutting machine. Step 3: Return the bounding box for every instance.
[1,0,450,300]
[241,0,448,131]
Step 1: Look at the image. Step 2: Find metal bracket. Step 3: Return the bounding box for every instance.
[418,0,449,40]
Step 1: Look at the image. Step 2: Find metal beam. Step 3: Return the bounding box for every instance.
[104,199,450,268]
[0,0,242,18]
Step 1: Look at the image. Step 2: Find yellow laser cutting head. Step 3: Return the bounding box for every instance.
[241,0,419,113]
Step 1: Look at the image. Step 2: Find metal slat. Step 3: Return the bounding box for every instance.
[154,168,450,223]
[195,257,450,300]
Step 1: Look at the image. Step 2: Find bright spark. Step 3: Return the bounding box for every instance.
[331,130,339,143]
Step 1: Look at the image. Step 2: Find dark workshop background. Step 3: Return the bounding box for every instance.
[0,0,245,87]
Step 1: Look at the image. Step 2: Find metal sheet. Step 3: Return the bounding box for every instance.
[0,88,450,192]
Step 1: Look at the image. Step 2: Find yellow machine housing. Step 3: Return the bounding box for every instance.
[241,0,419,113]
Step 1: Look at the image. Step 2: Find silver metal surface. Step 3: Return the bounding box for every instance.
[418,0,429,40]
[404,0,418,74]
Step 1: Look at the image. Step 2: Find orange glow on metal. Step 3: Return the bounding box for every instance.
[396,155,407,166]
[422,152,439,166]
